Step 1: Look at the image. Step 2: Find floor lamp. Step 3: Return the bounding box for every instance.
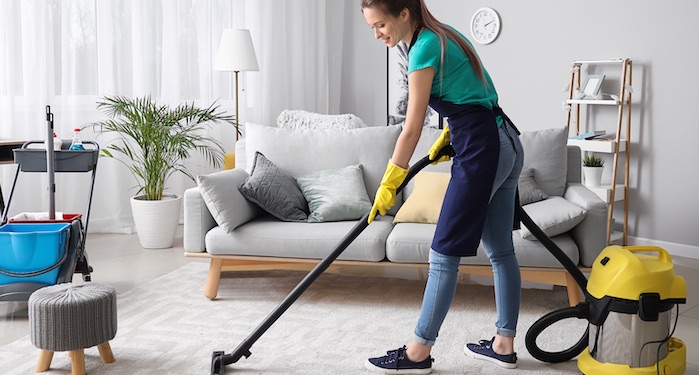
[215,29,259,169]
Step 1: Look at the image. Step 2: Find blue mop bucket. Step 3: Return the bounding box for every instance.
[0,223,71,286]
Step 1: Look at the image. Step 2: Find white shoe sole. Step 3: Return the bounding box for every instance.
[364,359,432,374]
[464,344,517,369]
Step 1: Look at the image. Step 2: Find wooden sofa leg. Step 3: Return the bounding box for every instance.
[205,258,223,300]
[565,272,584,306]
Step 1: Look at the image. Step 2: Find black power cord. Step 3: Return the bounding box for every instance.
[637,304,680,375]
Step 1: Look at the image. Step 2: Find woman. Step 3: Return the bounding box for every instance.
[361,0,524,373]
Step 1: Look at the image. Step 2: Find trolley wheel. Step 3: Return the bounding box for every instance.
[82,274,91,282]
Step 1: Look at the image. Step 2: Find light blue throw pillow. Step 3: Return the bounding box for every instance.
[295,164,372,223]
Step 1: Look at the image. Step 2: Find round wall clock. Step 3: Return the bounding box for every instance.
[470,7,501,45]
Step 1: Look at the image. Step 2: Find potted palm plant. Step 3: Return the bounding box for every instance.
[90,95,235,249]
[582,153,605,187]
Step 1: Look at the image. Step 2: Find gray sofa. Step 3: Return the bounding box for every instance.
[183,123,607,305]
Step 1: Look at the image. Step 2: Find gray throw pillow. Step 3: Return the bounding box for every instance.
[519,127,568,197]
[238,152,309,222]
[518,167,549,205]
[197,168,261,233]
[295,164,372,223]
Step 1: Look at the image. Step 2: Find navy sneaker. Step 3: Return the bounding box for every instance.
[464,337,517,369]
[364,346,433,374]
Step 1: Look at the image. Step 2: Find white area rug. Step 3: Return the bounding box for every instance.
[0,262,586,374]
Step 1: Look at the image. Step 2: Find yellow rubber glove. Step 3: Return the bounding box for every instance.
[368,161,408,224]
[428,124,451,164]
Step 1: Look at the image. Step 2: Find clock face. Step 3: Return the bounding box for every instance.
[470,7,500,45]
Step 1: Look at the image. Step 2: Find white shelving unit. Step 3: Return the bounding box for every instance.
[567,99,619,106]
[566,138,627,153]
[587,184,626,204]
[565,58,633,245]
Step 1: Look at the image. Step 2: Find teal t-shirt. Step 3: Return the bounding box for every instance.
[408,26,501,126]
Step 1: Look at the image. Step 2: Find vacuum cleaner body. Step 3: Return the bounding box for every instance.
[578,245,686,375]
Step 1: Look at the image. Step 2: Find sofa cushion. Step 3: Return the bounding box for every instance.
[519,127,568,197]
[386,222,580,267]
[196,169,261,233]
[244,122,403,215]
[205,215,393,262]
[238,152,309,222]
[295,164,372,223]
[519,196,587,240]
[518,167,549,205]
[393,172,450,224]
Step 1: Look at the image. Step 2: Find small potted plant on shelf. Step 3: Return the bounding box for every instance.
[582,153,605,187]
[89,95,235,249]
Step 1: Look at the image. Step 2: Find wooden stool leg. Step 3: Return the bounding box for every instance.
[35,350,53,372]
[97,341,115,364]
[69,349,85,375]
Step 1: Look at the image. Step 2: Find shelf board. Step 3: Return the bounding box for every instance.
[610,231,624,243]
[567,99,620,105]
[567,138,627,153]
[586,184,626,203]
[573,58,627,65]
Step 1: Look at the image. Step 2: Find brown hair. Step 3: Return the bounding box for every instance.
[361,0,485,81]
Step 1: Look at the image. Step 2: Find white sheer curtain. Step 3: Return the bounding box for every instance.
[0,0,346,234]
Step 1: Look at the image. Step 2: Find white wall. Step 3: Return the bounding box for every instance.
[340,0,699,257]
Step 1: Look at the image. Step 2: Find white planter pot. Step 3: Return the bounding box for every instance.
[130,194,182,249]
[583,166,604,187]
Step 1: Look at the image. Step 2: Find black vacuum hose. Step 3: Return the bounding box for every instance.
[518,206,591,363]
[517,206,588,291]
[525,304,590,363]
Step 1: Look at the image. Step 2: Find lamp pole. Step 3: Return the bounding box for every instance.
[234,70,240,141]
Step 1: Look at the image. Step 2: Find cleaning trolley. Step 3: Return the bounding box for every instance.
[0,106,98,301]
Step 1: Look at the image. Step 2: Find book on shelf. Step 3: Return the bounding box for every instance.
[569,130,606,140]
[591,133,619,141]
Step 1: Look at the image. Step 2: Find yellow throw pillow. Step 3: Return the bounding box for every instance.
[393,172,451,224]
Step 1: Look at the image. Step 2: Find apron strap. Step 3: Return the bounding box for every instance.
[494,105,520,135]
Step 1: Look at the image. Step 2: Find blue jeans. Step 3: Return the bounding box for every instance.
[413,124,524,345]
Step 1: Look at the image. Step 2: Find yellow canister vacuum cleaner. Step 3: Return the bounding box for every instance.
[524,214,687,375]
[577,246,686,374]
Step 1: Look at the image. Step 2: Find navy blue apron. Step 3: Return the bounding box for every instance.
[407,27,503,257]
[429,99,500,257]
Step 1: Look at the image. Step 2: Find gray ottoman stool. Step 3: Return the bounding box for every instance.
[29,282,117,375]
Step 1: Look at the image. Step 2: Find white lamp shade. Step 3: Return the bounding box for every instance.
[215,29,259,72]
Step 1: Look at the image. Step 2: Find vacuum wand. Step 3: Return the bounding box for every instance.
[211,146,456,375]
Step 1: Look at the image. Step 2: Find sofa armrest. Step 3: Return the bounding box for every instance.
[564,183,608,267]
[183,187,216,253]
[566,145,582,184]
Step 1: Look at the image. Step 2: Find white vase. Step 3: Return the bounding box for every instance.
[582,166,604,187]
[130,194,182,249]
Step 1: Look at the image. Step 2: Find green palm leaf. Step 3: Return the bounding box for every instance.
[89,95,235,200]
